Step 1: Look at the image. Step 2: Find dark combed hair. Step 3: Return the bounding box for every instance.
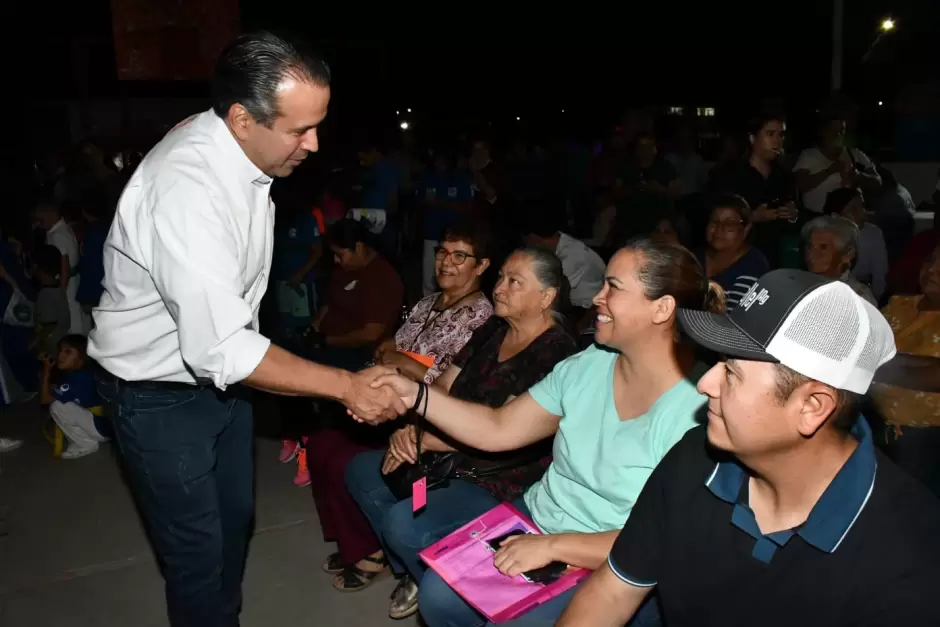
[823,187,862,216]
[211,31,331,128]
[325,217,375,252]
[59,333,88,357]
[624,237,725,313]
[34,244,63,276]
[519,197,565,239]
[773,363,860,431]
[442,220,494,262]
[746,107,786,137]
[712,194,753,224]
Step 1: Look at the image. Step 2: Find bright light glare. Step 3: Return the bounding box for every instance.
[400,121,409,130]
[407,108,412,113]
[878,101,883,106]
[396,110,400,115]
[561,109,565,113]
[880,18,895,31]
[516,116,521,121]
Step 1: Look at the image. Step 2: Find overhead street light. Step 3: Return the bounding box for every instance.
[863,17,897,64]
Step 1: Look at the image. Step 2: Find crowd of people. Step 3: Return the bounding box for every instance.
[2,30,939,627]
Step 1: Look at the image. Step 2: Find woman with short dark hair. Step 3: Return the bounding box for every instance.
[699,195,769,309]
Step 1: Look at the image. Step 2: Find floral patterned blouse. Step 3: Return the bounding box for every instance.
[395,291,493,383]
[869,295,940,427]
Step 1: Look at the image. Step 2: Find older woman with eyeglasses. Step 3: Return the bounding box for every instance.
[312,220,495,593]
[802,214,877,305]
[375,222,494,384]
[699,195,769,308]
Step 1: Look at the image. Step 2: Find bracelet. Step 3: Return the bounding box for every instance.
[410,381,426,413]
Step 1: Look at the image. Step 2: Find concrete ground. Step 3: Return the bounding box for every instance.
[0,399,404,627]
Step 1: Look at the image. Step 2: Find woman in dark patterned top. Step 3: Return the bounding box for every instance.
[342,248,578,616]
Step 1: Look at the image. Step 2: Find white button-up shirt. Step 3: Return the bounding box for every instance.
[88,110,273,389]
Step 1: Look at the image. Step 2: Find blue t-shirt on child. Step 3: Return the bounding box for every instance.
[53,369,111,438]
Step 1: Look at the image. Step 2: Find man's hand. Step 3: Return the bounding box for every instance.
[341,366,408,423]
[388,425,418,465]
[371,372,421,409]
[493,534,557,577]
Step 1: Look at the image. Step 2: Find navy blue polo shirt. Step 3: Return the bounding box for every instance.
[608,420,940,627]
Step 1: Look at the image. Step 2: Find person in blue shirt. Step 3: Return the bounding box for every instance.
[418,152,474,295]
[359,143,401,213]
[358,143,402,255]
[272,189,324,332]
[75,196,110,312]
[40,334,111,459]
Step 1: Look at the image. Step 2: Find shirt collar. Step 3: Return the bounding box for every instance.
[706,415,877,554]
[208,111,273,187]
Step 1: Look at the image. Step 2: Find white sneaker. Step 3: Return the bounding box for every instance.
[61,444,99,459]
[0,439,23,453]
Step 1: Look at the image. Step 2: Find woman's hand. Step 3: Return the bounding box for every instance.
[374,338,397,362]
[493,534,557,577]
[379,350,408,369]
[372,373,420,408]
[776,202,798,221]
[752,203,778,223]
[388,425,418,466]
[381,449,405,475]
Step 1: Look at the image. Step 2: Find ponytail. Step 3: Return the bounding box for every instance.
[704,280,727,314]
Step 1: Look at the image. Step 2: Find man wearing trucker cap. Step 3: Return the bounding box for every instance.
[556,269,940,627]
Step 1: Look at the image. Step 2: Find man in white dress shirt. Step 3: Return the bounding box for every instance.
[88,32,403,627]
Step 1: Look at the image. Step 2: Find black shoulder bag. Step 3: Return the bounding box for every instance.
[382,382,462,500]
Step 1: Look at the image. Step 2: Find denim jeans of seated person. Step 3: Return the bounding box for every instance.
[344,448,502,578]
[345,449,663,627]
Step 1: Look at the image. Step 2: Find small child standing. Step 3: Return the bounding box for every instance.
[40,334,111,459]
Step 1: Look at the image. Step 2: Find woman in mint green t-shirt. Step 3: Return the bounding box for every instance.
[372,237,726,627]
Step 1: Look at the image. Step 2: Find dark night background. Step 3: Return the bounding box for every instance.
[14,0,939,161]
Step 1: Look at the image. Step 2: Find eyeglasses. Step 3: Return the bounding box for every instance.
[434,247,476,265]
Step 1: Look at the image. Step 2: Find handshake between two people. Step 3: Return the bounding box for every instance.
[342,365,421,424]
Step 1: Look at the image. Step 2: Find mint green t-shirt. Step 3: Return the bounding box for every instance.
[524,345,707,535]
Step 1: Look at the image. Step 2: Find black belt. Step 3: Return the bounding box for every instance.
[98,368,208,392]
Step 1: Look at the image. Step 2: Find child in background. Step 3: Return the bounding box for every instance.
[31,244,71,355]
[39,334,111,459]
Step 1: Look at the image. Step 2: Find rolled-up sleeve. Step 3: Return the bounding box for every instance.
[148,181,270,389]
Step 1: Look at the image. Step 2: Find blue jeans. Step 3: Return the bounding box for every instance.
[344,449,501,578]
[97,376,254,627]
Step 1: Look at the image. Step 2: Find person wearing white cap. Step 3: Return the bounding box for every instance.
[557,269,940,627]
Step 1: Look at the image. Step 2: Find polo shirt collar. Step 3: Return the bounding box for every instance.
[209,111,273,187]
[706,416,877,554]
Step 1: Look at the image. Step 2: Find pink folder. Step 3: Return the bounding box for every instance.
[419,502,589,623]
